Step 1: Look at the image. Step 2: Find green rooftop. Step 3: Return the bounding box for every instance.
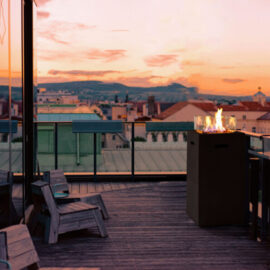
[146,122,194,132]
[37,113,100,122]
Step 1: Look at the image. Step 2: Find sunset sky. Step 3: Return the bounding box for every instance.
[36,0,270,96]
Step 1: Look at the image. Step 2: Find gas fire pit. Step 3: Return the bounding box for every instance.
[187,109,247,226]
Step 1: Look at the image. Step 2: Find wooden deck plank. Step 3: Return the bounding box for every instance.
[33,182,270,270]
[87,183,96,193]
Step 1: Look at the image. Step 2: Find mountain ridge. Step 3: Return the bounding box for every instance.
[0,81,252,103]
[38,80,250,103]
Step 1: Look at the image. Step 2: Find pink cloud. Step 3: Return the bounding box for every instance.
[38,30,69,45]
[37,50,72,61]
[37,11,50,19]
[76,23,95,30]
[144,54,178,67]
[35,0,51,6]
[222,78,246,84]
[86,49,127,62]
[38,21,96,45]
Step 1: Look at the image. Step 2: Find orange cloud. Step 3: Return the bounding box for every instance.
[86,49,127,62]
[37,11,50,20]
[48,69,120,77]
[222,78,246,84]
[181,60,205,66]
[144,54,178,67]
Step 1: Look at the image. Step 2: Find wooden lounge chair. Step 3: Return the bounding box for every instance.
[0,170,18,228]
[43,170,109,219]
[31,181,107,244]
[0,224,100,270]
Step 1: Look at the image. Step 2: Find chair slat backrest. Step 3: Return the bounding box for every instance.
[0,225,39,270]
[43,169,69,194]
[31,181,59,220]
[0,170,8,184]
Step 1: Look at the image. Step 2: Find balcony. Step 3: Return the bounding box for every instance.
[10,181,269,269]
[1,126,270,269]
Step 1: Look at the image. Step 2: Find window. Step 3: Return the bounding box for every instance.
[112,135,116,140]
[242,115,246,120]
[252,127,256,133]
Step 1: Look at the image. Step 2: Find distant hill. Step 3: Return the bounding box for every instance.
[38,81,199,102]
[0,81,253,103]
[38,80,252,103]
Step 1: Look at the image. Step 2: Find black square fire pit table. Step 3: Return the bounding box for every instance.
[186,130,247,226]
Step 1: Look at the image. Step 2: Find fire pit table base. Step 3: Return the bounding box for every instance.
[186,130,247,226]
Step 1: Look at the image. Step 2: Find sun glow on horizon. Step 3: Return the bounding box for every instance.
[35,0,270,96]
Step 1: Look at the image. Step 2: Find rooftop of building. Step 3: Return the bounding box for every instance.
[157,100,270,120]
[157,101,217,120]
[37,113,100,122]
[219,104,249,111]
[257,112,270,120]
[239,101,270,111]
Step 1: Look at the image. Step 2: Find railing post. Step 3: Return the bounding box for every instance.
[94,133,97,181]
[33,122,37,174]
[131,122,135,178]
[259,158,268,241]
[23,0,34,205]
[54,123,58,170]
[249,157,259,240]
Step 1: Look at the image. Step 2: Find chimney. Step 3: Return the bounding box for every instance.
[148,96,155,116]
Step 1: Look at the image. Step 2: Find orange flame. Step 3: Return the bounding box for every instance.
[203,108,225,133]
[204,116,212,132]
[214,108,225,132]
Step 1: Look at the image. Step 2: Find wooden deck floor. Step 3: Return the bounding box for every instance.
[32,182,270,270]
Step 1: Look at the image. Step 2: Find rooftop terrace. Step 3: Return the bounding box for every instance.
[13,181,270,270]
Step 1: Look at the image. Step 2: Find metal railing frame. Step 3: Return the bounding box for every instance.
[34,121,189,179]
